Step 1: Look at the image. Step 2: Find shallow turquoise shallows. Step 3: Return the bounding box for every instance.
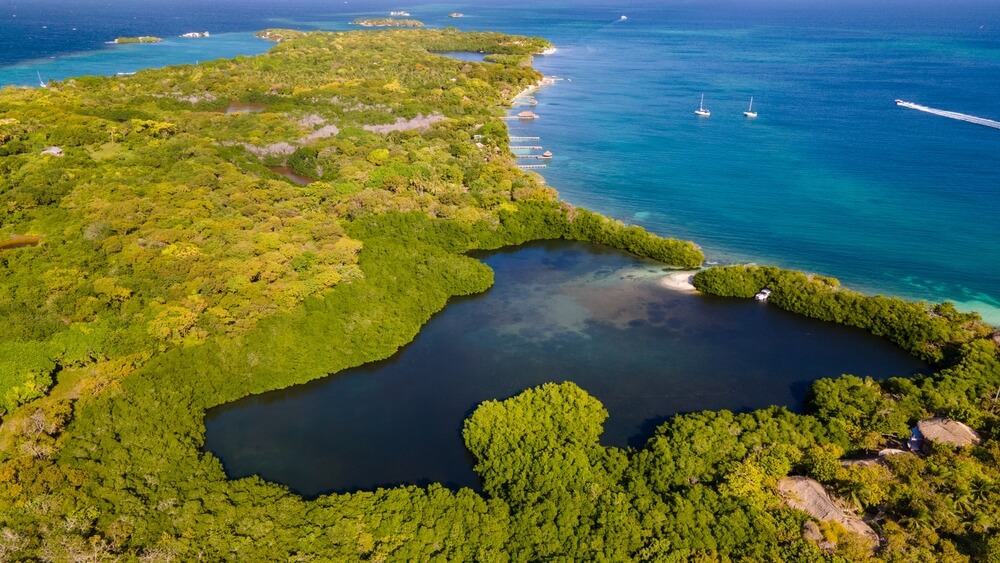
[3,0,999,322]
[6,0,993,494]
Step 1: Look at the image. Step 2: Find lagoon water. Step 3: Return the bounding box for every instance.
[2,0,996,491]
[205,242,927,496]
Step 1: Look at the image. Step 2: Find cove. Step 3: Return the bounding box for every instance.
[204,241,927,497]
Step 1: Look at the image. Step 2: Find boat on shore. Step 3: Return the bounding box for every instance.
[743,97,757,118]
[694,94,710,117]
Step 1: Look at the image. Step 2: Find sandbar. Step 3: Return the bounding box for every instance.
[659,271,698,292]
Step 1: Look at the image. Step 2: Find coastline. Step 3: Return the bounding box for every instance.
[1,5,997,327]
[3,24,999,558]
[659,271,698,292]
[512,73,556,102]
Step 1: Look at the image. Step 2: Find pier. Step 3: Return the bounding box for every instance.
[509,136,540,141]
[517,164,547,169]
[510,145,543,150]
[515,155,552,160]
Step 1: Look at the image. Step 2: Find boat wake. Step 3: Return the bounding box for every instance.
[895,99,1000,130]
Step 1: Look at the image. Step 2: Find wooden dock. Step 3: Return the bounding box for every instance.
[517,164,547,169]
[515,155,551,160]
[510,136,540,141]
[510,145,543,150]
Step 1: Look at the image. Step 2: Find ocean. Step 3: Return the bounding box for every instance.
[3,0,1000,322]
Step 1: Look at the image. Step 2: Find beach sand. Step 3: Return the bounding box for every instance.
[659,271,698,292]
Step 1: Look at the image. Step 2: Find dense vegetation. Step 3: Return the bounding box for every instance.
[113,36,163,44]
[0,28,997,561]
[352,18,426,28]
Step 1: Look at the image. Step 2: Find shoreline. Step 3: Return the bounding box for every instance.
[6,32,997,326]
[512,74,556,102]
[659,271,698,292]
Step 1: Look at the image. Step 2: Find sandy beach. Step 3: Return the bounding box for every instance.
[659,271,698,292]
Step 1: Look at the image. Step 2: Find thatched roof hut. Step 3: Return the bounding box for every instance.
[777,476,879,548]
[916,418,981,449]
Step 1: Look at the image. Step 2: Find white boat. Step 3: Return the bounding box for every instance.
[694,94,710,117]
[754,288,772,302]
[743,96,757,118]
[37,71,46,88]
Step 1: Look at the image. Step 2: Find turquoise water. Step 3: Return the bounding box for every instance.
[2,0,999,322]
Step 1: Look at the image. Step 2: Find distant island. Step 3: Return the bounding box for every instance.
[112,36,163,44]
[351,17,425,28]
[253,29,307,43]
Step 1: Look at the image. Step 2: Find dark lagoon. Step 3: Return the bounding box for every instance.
[204,241,928,497]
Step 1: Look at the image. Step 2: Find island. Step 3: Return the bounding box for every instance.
[253,28,307,43]
[0,28,998,562]
[351,17,425,28]
[111,35,163,44]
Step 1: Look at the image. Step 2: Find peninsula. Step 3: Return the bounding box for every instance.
[0,28,997,562]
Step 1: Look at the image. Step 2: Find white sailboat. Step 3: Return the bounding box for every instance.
[694,94,710,117]
[37,71,46,88]
[743,97,757,118]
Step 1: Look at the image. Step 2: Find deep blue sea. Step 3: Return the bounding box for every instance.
[3,0,999,322]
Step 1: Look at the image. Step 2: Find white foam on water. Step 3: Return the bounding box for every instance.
[896,100,1000,130]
